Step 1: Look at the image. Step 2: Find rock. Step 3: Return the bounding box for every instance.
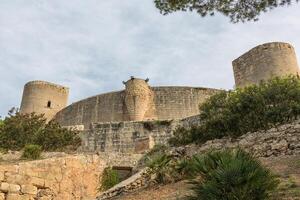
[21,185,38,195]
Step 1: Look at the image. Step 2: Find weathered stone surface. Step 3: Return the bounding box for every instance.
[0,154,107,200]
[82,115,201,153]
[21,185,38,195]
[0,182,9,192]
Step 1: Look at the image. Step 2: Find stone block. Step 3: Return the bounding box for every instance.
[28,176,45,188]
[21,184,37,195]
[0,182,9,192]
[0,193,5,200]
[8,183,21,193]
[0,172,4,181]
[6,193,33,200]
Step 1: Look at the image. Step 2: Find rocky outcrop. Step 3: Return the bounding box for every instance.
[185,120,300,157]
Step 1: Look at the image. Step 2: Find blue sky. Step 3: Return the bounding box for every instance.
[1,1,300,117]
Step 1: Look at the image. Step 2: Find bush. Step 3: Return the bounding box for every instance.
[188,149,279,200]
[145,145,195,183]
[169,76,300,145]
[100,167,120,191]
[34,121,81,151]
[21,144,42,160]
[0,109,81,151]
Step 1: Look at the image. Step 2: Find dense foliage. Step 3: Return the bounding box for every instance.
[154,0,298,23]
[188,149,279,200]
[169,76,300,146]
[100,167,120,191]
[0,109,81,151]
[21,144,42,160]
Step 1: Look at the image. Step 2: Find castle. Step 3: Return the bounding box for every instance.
[18,42,300,153]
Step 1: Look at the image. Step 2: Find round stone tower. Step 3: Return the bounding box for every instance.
[20,80,69,121]
[124,77,154,121]
[232,42,300,88]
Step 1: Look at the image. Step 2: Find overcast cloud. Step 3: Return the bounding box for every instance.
[0,0,300,117]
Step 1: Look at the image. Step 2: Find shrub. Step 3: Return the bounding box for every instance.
[137,144,168,168]
[99,167,120,191]
[0,109,46,150]
[147,154,173,183]
[145,145,195,183]
[0,109,81,151]
[188,149,279,200]
[34,121,81,151]
[168,126,204,146]
[21,144,42,160]
[169,76,300,145]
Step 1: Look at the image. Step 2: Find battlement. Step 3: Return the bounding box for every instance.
[24,80,69,94]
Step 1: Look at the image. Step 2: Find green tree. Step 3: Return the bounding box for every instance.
[0,109,46,150]
[188,149,279,200]
[154,0,298,23]
[0,109,81,151]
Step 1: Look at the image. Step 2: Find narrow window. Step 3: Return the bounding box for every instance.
[47,101,51,108]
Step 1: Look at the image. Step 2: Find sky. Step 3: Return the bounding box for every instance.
[0,1,300,117]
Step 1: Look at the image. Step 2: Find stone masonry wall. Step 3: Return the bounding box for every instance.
[0,154,106,200]
[81,115,201,153]
[54,87,218,128]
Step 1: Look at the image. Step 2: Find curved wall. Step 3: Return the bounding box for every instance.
[54,86,219,128]
[20,81,69,120]
[232,42,300,88]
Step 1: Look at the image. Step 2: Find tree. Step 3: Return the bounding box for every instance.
[154,0,298,23]
[0,109,81,151]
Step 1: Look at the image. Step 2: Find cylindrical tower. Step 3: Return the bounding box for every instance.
[232,42,300,88]
[20,80,69,121]
[124,77,153,121]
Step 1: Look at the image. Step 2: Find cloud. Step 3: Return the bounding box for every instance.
[0,0,300,117]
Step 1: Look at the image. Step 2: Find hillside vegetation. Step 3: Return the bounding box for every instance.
[169,75,300,146]
[0,108,81,153]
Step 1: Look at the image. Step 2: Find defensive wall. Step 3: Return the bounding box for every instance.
[81,115,201,153]
[54,86,219,129]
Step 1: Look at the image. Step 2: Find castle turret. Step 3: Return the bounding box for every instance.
[20,80,69,121]
[232,42,300,88]
[123,77,155,121]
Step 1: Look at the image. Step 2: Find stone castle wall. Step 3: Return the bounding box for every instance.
[54,87,218,128]
[81,115,201,153]
[20,81,69,121]
[233,42,299,88]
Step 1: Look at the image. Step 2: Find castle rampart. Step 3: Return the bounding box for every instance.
[54,86,219,128]
[20,80,69,121]
[233,42,299,87]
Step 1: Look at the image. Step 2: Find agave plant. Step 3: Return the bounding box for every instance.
[188,149,279,200]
